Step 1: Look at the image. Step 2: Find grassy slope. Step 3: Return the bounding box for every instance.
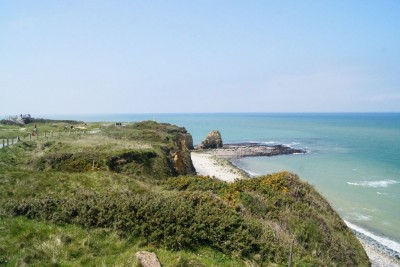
[0,121,369,266]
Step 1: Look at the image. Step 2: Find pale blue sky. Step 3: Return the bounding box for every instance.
[1,1,400,115]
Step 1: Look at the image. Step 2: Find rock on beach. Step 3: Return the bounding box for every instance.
[198,130,223,149]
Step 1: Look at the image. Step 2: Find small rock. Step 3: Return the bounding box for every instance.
[135,251,161,267]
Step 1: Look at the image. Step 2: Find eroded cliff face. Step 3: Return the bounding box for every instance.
[169,131,195,175]
[183,132,194,150]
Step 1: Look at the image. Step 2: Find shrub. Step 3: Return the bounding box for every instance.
[3,191,284,264]
[163,176,228,192]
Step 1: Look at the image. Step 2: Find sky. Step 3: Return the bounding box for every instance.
[1,0,400,116]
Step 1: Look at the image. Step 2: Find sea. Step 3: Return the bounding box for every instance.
[45,113,400,257]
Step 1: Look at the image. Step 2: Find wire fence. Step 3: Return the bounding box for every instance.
[0,129,100,149]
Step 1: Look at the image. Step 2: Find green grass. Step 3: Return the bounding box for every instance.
[0,217,246,266]
[0,121,102,139]
[0,216,134,266]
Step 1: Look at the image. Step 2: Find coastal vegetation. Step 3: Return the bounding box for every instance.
[0,120,369,266]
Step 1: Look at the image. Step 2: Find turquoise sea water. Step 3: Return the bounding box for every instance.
[46,113,400,253]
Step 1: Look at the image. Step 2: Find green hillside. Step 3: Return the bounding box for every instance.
[0,121,369,266]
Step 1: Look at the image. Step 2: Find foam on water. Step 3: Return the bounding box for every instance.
[346,212,372,221]
[377,192,389,195]
[244,170,260,177]
[239,167,260,177]
[283,141,301,148]
[253,141,279,145]
[347,180,399,188]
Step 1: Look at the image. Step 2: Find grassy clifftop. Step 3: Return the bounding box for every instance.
[0,121,369,266]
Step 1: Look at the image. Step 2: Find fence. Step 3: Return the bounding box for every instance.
[0,130,100,149]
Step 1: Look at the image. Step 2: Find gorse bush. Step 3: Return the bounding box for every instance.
[3,172,369,265]
[164,175,229,192]
[163,173,369,266]
[4,191,285,263]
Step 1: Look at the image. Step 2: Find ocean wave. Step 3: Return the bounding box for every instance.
[346,212,372,221]
[377,191,389,195]
[230,161,260,177]
[258,141,279,145]
[293,152,307,155]
[242,169,260,177]
[344,220,400,256]
[245,140,303,149]
[283,141,300,147]
[347,180,399,188]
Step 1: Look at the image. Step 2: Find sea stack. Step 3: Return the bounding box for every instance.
[199,130,223,149]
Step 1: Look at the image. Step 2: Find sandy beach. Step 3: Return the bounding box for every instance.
[191,150,400,267]
[190,151,248,182]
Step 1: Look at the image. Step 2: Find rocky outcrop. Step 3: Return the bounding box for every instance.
[199,130,223,149]
[135,251,161,267]
[212,143,306,159]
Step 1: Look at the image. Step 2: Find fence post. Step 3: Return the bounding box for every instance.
[7,138,9,146]
[2,140,4,148]
[288,239,294,267]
